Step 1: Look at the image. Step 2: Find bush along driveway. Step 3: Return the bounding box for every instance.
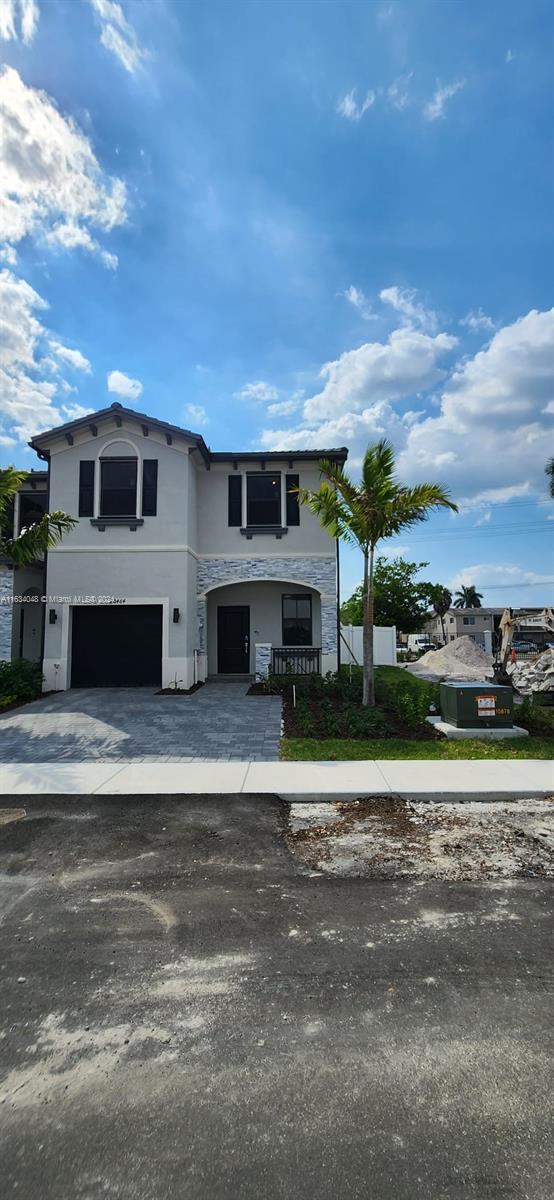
[254,667,554,760]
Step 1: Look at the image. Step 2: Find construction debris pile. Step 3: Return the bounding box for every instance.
[408,635,494,681]
[508,648,554,696]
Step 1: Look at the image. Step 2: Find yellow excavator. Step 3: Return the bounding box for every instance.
[493,606,554,684]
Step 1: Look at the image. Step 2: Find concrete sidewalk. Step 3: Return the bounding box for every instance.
[0,758,551,797]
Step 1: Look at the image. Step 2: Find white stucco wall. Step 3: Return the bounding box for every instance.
[196,462,335,556]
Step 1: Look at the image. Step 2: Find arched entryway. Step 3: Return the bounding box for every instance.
[204,579,322,677]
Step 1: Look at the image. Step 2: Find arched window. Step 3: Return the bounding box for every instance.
[100,456,138,516]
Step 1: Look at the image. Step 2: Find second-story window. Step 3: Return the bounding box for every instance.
[100,458,137,516]
[462,615,476,625]
[18,492,47,532]
[247,473,281,526]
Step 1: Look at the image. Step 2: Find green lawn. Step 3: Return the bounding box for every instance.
[280,736,553,760]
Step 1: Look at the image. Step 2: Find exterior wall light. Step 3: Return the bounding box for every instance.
[49,609,57,624]
[173,608,180,623]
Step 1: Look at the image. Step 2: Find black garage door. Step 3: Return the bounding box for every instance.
[71,605,162,687]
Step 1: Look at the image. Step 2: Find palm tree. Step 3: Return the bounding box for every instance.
[428,584,452,644]
[296,439,457,705]
[0,467,77,567]
[546,458,554,499]
[453,584,483,609]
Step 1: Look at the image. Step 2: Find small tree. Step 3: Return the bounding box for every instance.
[296,439,457,706]
[341,557,439,632]
[428,584,452,644]
[0,467,77,567]
[453,584,483,609]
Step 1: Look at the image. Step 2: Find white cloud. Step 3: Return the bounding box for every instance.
[183,403,208,427]
[336,88,376,121]
[387,74,412,111]
[424,79,465,122]
[460,308,496,333]
[260,405,393,453]
[0,268,91,442]
[380,285,438,332]
[88,0,146,74]
[506,49,515,64]
[49,340,92,374]
[0,67,126,265]
[0,0,38,43]
[450,563,554,591]
[300,327,456,424]
[474,509,491,527]
[235,380,279,403]
[44,221,119,269]
[0,243,17,265]
[542,400,554,415]
[398,308,554,498]
[267,399,301,417]
[107,369,142,400]
[342,284,377,321]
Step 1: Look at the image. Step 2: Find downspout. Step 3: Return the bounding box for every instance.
[336,535,341,672]
[39,452,50,671]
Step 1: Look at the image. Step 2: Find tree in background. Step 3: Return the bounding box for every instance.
[428,584,452,644]
[296,439,457,706]
[340,558,439,633]
[0,467,77,567]
[453,584,483,609]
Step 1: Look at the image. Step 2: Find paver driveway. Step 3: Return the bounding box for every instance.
[0,680,282,762]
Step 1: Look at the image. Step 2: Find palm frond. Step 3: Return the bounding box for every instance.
[3,512,78,567]
[0,468,28,521]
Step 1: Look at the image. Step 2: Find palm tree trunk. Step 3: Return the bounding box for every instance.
[362,546,375,706]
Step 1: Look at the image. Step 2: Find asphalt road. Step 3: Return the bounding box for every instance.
[0,794,552,1200]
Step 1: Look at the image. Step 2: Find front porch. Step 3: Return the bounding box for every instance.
[200,579,337,680]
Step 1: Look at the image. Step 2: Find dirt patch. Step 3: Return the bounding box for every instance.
[286,797,554,881]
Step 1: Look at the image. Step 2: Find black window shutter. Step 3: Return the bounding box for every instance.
[142,460,158,516]
[228,475,242,526]
[286,474,300,526]
[78,461,95,517]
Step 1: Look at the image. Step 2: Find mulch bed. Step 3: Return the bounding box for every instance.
[0,691,55,715]
[248,682,439,741]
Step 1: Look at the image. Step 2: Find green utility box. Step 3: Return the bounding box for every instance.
[439,682,514,729]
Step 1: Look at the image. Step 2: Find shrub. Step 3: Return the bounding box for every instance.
[0,659,43,702]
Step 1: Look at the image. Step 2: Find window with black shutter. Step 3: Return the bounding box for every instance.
[100,459,137,516]
[142,459,158,516]
[228,475,242,526]
[286,474,299,526]
[246,473,281,525]
[78,461,95,517]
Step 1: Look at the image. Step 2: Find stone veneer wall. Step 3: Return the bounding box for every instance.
[255,643,272,681]
[196,555,337,655]
[0,565,14,661]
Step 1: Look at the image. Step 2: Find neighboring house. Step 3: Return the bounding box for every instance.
[425,606,554,652]
[7,403,347,690]
[1,470,49,664]
[425,608,504,651]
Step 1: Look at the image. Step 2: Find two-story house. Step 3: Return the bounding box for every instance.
[6,402,347,691]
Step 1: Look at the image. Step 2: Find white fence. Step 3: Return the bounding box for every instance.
[340,625,397,667]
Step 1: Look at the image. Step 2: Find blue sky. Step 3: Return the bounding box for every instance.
[1,0,553,605]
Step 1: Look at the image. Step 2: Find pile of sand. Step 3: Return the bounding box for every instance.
[408,635,494,680]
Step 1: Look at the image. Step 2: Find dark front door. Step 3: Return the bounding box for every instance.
[217,606,250,674]
[71,605,162,687]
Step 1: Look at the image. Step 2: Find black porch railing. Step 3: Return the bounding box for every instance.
[272,647,321,675]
